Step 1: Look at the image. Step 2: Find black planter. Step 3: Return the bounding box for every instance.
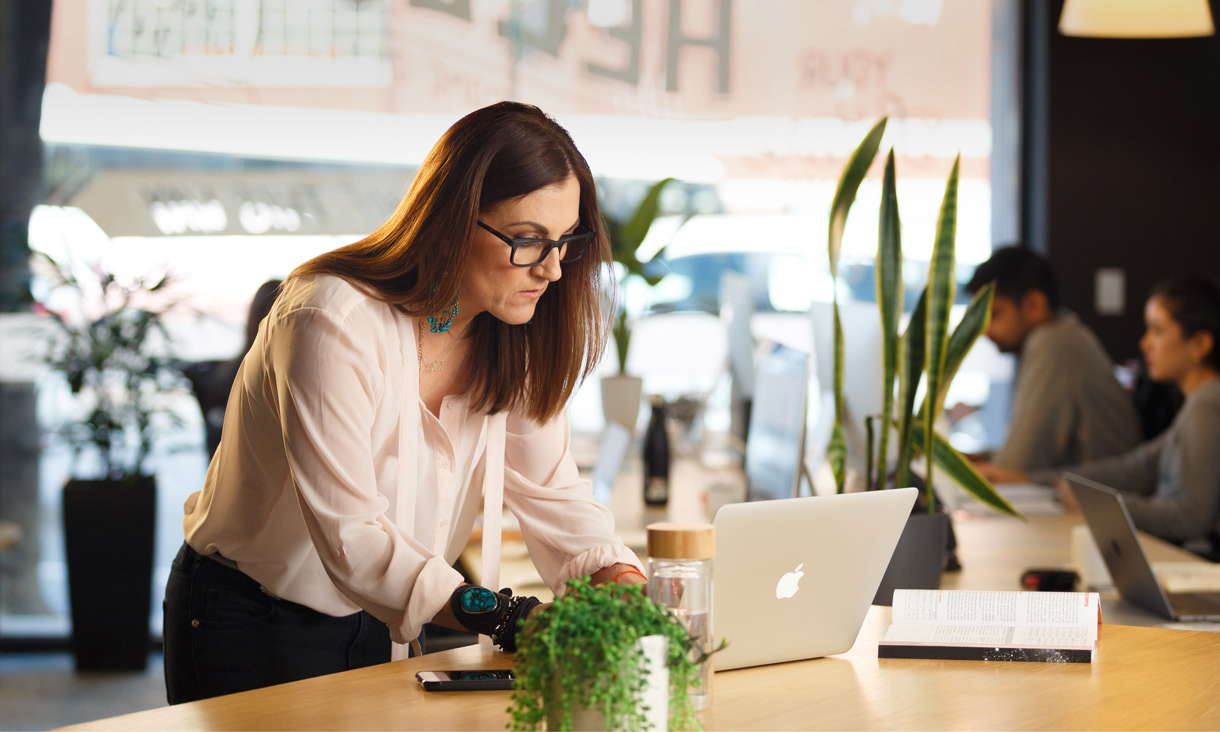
[872,510,949,606]
[62,476,157,671]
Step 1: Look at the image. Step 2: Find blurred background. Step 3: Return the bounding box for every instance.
[0,0,1217,714]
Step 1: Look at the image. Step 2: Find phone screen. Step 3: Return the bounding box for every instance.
[416,669,515,691]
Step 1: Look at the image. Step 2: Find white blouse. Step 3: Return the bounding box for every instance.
[183,274,641,647]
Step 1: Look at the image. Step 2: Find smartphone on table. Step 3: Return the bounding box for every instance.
[416,669,515,691]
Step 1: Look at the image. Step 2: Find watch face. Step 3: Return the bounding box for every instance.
[460,586,499,614]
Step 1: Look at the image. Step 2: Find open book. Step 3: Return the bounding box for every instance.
[878,589,1101,663]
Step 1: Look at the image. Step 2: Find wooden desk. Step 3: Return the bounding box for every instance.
[64,468,1220,730]
[947,511,1220,629]
[61,605,1220,731]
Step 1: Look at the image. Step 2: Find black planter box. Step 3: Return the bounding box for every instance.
[62,477,156,671]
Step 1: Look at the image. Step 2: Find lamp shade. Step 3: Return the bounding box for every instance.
[1059,0,1215,38]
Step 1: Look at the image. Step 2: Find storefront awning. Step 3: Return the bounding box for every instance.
[67,168,414,238]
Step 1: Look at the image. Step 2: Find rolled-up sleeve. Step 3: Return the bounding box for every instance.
[502,411,642,596]
[272,304,461,643]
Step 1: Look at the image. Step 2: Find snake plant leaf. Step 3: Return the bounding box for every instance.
[922,155,960,506]
[938,281,995,406]
[875,149,902,490]
[831,304,847,492]
[865,415,878,491]
[910,422,1022,518]
[894,287,927,491]
[828,423,847,495]
[827,118,884,492]
[828,119,887,278]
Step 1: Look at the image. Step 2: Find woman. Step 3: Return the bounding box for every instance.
[163,102,647,703]
[985,277,1220,558]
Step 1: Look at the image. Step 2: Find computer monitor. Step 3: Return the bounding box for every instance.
[744,342,811,501]
[809,300,885,479]
[720,270,756,443]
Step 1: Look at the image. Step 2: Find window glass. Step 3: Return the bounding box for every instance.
[2,0,1003,641]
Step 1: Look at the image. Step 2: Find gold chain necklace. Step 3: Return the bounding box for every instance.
[417,319,449,374]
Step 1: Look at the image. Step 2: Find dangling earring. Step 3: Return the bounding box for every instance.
[428,289,460,333]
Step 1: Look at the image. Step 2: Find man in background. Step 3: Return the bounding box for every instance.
[966,247,1140,480]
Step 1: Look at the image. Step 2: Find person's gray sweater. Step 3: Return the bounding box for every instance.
[1032,378,1220,552]
[996,312,1141,472]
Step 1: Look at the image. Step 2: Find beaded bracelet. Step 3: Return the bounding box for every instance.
[490,593,542,652]
[613,568,647,584]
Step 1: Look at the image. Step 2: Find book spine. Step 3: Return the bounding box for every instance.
[878,644,1093,663]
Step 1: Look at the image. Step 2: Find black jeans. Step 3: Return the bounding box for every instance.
[163,543,391,704]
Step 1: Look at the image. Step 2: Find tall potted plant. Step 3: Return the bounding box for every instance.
[508,577,705,732]
[599,177,678,432]
[36,253,185,670]
[823,120,1022,603]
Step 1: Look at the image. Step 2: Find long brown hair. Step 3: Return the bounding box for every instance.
[290,102,610,422]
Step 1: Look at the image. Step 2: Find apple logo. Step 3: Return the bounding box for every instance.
[775,563,805,599]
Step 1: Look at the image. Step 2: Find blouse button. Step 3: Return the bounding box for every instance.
[440,459,451,471]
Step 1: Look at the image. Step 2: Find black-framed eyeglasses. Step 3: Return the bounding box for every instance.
[477,221,596,267]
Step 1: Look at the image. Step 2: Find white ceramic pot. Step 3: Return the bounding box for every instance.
[600,374,644,433]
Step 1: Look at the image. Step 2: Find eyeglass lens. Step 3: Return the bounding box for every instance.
[510,231,592,267]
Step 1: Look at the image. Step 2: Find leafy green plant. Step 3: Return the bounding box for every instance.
[601,178,678,374]
[35,252,185,481]
[825,120,1019,518]
[508,577,704,732]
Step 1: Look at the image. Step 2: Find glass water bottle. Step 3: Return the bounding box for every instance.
[646,522,715,710]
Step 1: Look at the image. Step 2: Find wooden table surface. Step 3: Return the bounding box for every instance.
[60,604,1220,731]
[59,484,1220,730]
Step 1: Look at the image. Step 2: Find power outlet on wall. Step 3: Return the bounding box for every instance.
[1095,268,1125,316]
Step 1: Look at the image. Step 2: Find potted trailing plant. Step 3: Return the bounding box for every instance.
[823,120,1022,603]
[508,576,704,732]
[36,252,185,670]
[599,178,678,432]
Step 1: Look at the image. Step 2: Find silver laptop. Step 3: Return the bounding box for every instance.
[712,487,918,670]
[1066,474,1220,622]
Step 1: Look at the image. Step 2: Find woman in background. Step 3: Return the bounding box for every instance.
[988,277,1220,559]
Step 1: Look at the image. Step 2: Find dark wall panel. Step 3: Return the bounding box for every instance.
[1032,0,1220,362]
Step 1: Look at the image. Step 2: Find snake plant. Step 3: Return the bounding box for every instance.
[826,120,1019,517]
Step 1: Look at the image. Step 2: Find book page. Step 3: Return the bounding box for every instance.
[891,590,1100,631]
[882,623,1096,649]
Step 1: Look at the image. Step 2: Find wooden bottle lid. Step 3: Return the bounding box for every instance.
[646,523,715,559]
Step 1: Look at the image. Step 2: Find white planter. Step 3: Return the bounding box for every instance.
[600,374,644,433]
[549,635,669,732]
